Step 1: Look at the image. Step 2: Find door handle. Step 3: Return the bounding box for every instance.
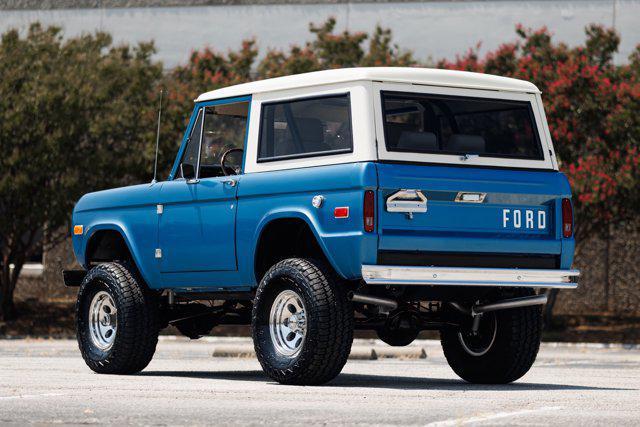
[386,189,427,219]
[224,179,237,187]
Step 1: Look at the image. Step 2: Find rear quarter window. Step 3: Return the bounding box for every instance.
[382,91,543,160]
[257,94,353,162]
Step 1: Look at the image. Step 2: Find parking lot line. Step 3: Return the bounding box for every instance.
[0,393,65,401]
[424,406,564,426]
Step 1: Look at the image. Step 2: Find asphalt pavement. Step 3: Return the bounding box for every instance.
[1,337,639,426]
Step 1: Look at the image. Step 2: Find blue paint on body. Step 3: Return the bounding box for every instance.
[73,160,575,290]
[72,99,576,291]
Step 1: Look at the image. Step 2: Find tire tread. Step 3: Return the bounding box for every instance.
[441,291,542,384]
[76,262,159,375]
[252,258,353,385]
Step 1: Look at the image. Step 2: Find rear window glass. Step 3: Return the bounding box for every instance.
[258,94,353,162]
[382,91,543,160]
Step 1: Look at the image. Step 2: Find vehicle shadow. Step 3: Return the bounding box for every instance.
[139,370,632,391]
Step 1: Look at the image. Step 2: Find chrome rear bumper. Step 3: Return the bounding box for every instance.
[361,265,579,289]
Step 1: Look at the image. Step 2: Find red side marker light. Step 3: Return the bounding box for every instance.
[334,207,349,218]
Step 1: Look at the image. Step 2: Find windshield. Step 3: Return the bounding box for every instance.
[381,91,543,160]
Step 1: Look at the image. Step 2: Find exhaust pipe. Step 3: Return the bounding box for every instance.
[349,292,398,311]
[349,292,545,315]
[472,294,548,315]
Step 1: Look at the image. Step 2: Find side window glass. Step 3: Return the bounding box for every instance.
[199,101,249,178]
[177,108,203,179]
[258,94,352,162]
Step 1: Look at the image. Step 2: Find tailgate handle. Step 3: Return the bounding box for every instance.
[386,189,427,219]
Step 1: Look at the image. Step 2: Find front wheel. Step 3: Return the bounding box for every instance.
[251,258,354,385]
[76,262,159,374]
[440,303,542,384]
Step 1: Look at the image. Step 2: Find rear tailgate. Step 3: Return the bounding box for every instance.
[376,163,570,268]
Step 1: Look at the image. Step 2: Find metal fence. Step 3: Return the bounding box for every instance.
[555,221,640,317]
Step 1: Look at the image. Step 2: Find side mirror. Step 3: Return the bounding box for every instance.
[180,163,196,180]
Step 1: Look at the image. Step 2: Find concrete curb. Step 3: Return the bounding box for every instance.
[211,344,256,358]
[152,336,640,358]
[375,346,427,359]
[209,343,427,360]
[346,347,378,360]
[540,341,640,350]
[3,335,635,351]
[160,336,640,349]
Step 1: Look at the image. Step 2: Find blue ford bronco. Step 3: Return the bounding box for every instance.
[65,68,579,385]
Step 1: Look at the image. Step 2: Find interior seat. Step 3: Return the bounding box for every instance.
[296,118,330,153]
[396,131,438,152]
[445,134,486,153]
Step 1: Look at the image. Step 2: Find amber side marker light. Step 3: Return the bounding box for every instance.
[73,225,84,235]
[561,198,573,238]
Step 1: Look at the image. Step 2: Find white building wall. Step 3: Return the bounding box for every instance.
[1,1,638,68]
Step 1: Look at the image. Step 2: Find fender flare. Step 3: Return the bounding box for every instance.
[251,209,345,280]
[83,223,153,286]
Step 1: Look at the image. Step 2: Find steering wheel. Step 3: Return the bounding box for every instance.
[220,148,244,176]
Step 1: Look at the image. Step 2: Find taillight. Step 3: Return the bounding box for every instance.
[364,190,375,233]
[561,198,573,238]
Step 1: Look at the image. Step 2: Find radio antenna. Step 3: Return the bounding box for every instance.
[151,89,163,184]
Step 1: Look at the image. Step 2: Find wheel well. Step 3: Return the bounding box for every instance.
[85,230,133,265]
[254,218,329,283]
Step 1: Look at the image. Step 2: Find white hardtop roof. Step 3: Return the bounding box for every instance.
[196,67,540,102]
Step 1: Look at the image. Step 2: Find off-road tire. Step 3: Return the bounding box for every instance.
[440,294,542,384]
[252,258,354,385]
[76,262,159,374]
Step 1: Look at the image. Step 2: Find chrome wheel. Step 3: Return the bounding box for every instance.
[89,290,118,351]
[269,290,307,357]
[457,312,497,357]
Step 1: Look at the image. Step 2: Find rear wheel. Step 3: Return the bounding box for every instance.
[440,299,542,384]
[76,262,159,374]
[252,258,354,385]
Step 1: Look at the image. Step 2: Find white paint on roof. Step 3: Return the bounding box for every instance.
[196,67,540,101]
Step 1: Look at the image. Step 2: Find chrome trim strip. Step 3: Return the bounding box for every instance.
[194,107,204,180]
[361,265,579,289]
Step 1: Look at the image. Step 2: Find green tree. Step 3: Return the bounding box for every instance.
[439,24,640,319]
[166,17,416,173]
[155,41,259,178]
[257,17,416,78]
[172,20,638,322]
[438,24,640,242]
[0,24,162,320]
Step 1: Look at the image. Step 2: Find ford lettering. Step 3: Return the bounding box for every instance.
[64,68,579,385]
